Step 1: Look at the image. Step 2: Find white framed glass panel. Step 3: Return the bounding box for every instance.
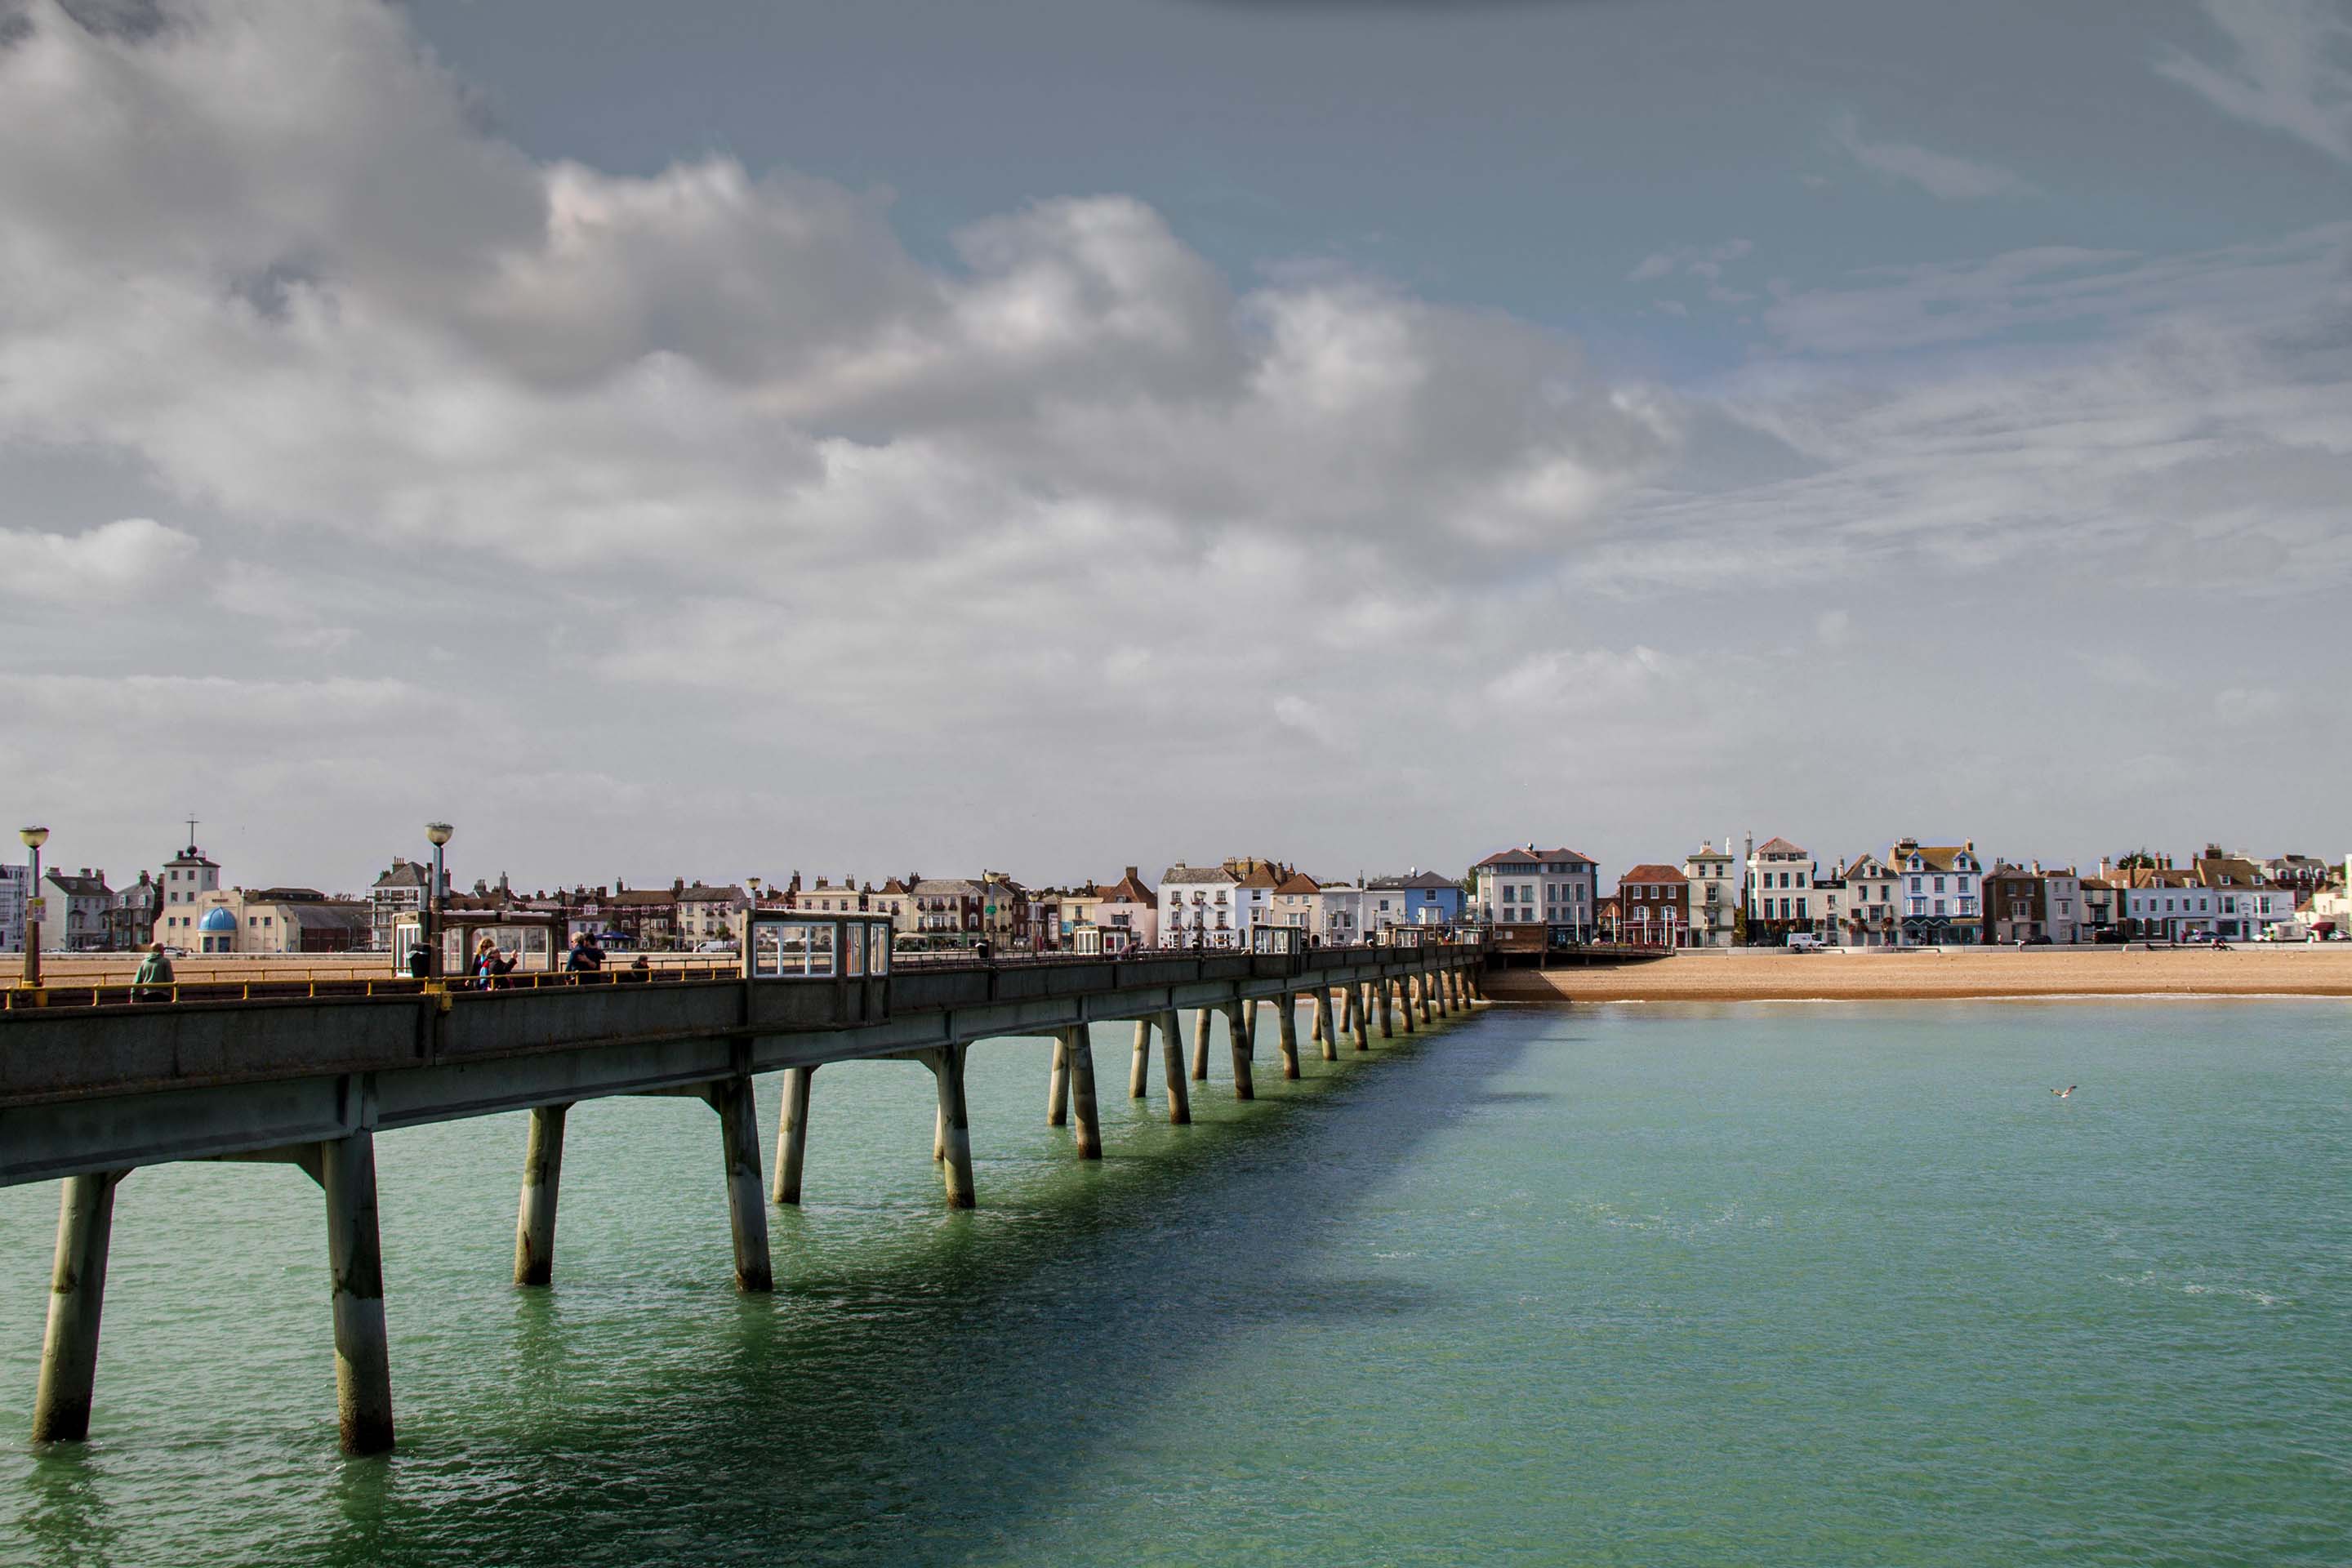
[753,923,782,977]
[869,923,891,975]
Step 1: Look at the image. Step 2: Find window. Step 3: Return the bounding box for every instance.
[1797,898,1809,919]
[1935,898,1947,915]
[1910,876,1923,893]
[1933,877,1946,893]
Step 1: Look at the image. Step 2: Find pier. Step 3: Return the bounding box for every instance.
[2,921,1486,1453]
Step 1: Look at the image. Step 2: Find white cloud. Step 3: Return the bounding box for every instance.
[2158,0,2352,163]
[1628,238,1753,285]
[1829,112,2033,201]
[2214,686,2287,724]
[0,517,198,602]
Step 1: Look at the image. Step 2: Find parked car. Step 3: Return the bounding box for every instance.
[1785,933,1824,952]
[696,939,737,953]
[2016,935,2053,947]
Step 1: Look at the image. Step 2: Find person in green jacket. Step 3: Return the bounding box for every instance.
[133,941,175,1001]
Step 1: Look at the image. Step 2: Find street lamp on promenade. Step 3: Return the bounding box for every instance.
[19,825,48,989]
[424,822,453,981]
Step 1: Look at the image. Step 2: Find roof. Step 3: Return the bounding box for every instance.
[1160,866,1234,885]
[678,884,746,903]
[45,873,113,897]
[1274,871,1321,895]
[1366,871,1459,891]
[165,845,218,869]
[1619,864,1687,885]
[605,889,678,906]
[372,861,430,889]
[1753,837,1807,857]
[251,887,327,902]
[910,878,982,896]
[876,878,909,894]
[1889,843,1974,873]
[2192,856,2267,887]
[1236,864,1284,890]
[1472,845,1595,868]
[1100,871,1156,904]
[198,907,238,932]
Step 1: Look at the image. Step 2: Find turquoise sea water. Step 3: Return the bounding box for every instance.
[2,1001,2348,1566]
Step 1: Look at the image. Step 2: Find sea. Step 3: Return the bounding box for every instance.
[2,1000,2346,1566]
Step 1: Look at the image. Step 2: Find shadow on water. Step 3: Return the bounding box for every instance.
[295,1009,1536,1567]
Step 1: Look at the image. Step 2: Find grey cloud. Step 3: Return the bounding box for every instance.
[2157,0,2352,164]
[1829,112,2034,201]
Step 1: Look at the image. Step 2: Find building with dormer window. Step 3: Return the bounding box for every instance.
[1889,838,1984,947]
[1746,837,1816,946]
[1472,844,1597,951]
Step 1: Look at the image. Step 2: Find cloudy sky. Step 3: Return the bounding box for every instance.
[2,0,2346,895]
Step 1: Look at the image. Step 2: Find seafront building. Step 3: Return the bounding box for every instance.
[1472,844,1598,954]
[1679,841,1741,947]
[1745,837,1816,947]
[1364,871,1467,932]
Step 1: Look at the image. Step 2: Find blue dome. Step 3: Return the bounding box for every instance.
[198,907,238,933]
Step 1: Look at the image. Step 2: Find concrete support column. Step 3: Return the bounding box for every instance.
[1129,1019,1152,1099]
[1312,991,1336,1062]
[1307,994,1325,1045]
[1398,976,1417,1035]
[1065,1028,1102,1160]
[1275,992,1302,1079]
[1047,1036,1071,1127]
[933,1105,947,1161]
[1379,978,1396,1037]
[772,1067,815,1205]
[710,1078,775,1290]
[1192,1009,1212,1081]
[30,1169,128,1444]
[1352,982,1372,1050]
[513,1103,568,1285]
[928,1045,978,1209]
[321,1130,395,1454]
[1156,1010,1192,1125]
[1419,971,1437,1023]
[1224,1003,1255,1101]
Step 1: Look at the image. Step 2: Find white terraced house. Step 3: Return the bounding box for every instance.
[1680,840,1741,948]
[1891,838,1984,947]
[1746,837,1816,945]
[1835,852,1899,947]
[1159,862,1241,948]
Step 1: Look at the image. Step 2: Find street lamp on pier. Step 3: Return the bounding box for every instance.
[18,825,48,989]
[424,822,453,981]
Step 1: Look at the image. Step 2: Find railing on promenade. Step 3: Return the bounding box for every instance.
[0,960,742,1013]
[3,935,1486,1013]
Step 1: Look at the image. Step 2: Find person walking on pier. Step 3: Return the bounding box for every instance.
[473,934,518,991]
[133,941,175,1002]
[565,931,606,974]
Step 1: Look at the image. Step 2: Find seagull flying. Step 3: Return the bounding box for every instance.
[2051,1085,2076,1098]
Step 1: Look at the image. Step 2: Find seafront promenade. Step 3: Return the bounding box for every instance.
[1487,944,2352,1002]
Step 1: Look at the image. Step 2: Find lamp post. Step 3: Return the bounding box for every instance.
[424,822,453,981]
[19,826,47,989]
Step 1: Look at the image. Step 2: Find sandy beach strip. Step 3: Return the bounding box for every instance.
[1485,947,2352,1003]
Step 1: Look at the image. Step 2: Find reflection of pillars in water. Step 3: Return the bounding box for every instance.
[1064,1027,1102,1159]
[710,1078,774,1290]
[514,1102,568,1284]
[1129,1019,1152,1099]
[925,1045,977,1208]
[322,1129,397,1454]
[1276,991,1302,1078]
[1046,1036,1070,1126]
[1224,1002,1254,1100]
[1192,1009,1212,1081]
[31,1169,128,1445]
[1157,1010,1191,1125]
[772,1068,814,1205]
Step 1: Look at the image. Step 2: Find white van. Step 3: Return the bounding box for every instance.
[1786,933,1825,952]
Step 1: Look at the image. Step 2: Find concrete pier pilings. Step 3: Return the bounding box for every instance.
[773,1067,815,1205]
[321,1130,396,1454]
[1063,1027,1102,1160]
[513,1103,568,1285]
[31,1168,127,1444]
[1352,982,1372,1050]
[924,1045,978,1209]
[1192,1009,1212,1081]
[1379,978,1395,1037]
[1276,992,1302,1079]
[1224,1003,1254,1101]
[1397,976,1417,1035]
[1129,1019,1152,1099]
[706,1078,775,1290]
[1047,1036,1071,1126]
[1157,1009,1192,1125]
